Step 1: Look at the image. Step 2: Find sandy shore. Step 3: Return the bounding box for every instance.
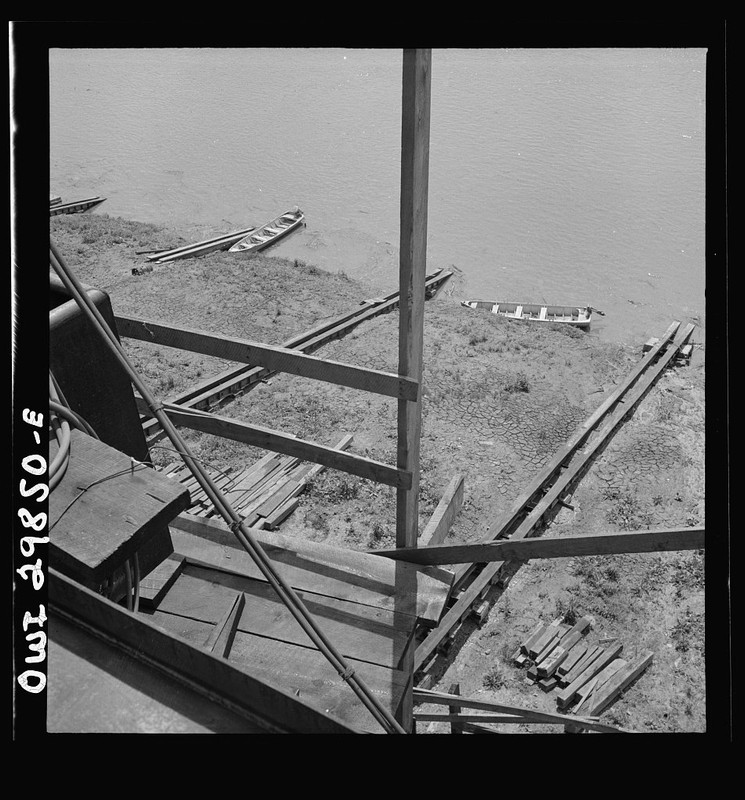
[49,212,707,733]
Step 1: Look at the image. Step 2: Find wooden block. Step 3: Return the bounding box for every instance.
[528,617,563,658]
[520,622,548,655]
[561,644,604,686]
[557,642,588,677]
[526,665,539,683]
[534,631,563,664]
[436,630,456,656]
[513,652,528,667]
[555,642,623,709]
[137,555,185,609]
[538,676,558,692]
[263,496,300,530]
[572,675,599,709]
[562,615,594,640]
[537,645,568,678]
[470,600,490,624]
[417,672,437,691]
[581,651,654,717]
[537,628,587,677]
[573,659,627,716]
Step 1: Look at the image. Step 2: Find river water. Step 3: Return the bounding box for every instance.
[49,47,707,349]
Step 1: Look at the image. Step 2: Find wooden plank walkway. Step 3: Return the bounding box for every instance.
[134,514,453,732]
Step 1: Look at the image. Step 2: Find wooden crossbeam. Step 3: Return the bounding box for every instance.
[369,526,705,565]
[412,688,632,733]
[136,398,409,489]
[132,269,451,441]
[116,315,418,401]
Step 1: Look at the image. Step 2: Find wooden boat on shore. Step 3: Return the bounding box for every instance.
[50,196,106,216]
[229,208,304,253]
[145,226,257,263]
[461,300,596,329]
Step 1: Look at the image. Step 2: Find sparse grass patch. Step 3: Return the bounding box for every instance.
[503,372,530,393]
[602,486,652,530]
[482,665,507,691]
[554,597,579,625]
[670,609,705,654]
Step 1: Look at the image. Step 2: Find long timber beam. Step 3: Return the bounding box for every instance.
[413,688,632,733]
[135,398,410,489]
[116,315,418,401]
[125,269,451,440]
[370,526,705,565]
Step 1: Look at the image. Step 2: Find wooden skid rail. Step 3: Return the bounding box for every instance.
[116,315,418,401]
[449,320,683,593]
[129,269,451,440]
[412,323,695,676]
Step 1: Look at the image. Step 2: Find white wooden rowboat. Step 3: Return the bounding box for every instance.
[461,300,599,329]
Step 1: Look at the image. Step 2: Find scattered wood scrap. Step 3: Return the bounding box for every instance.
[160,434,353,530]
[512,615,653,719]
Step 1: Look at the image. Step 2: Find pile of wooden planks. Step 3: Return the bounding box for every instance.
[160,435,353,531]
[513,616,653,721]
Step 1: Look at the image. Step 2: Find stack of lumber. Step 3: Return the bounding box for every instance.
[160,435,352,531]
[512,616,653,719]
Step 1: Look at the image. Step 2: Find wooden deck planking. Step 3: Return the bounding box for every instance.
[151,563,415,670]
[168,520,454,626]
[50,568,362,733]
[143,608,408,733]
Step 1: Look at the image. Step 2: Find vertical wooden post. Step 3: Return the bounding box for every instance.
[396,48,431,550]
[448,683,464,734]
[395,47,431,733]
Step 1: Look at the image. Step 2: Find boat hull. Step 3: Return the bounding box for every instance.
[49,197,106,216]
[229,208,304,253]
[461,300,592,328]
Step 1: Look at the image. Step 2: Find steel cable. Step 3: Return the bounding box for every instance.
[49,240,405,734]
